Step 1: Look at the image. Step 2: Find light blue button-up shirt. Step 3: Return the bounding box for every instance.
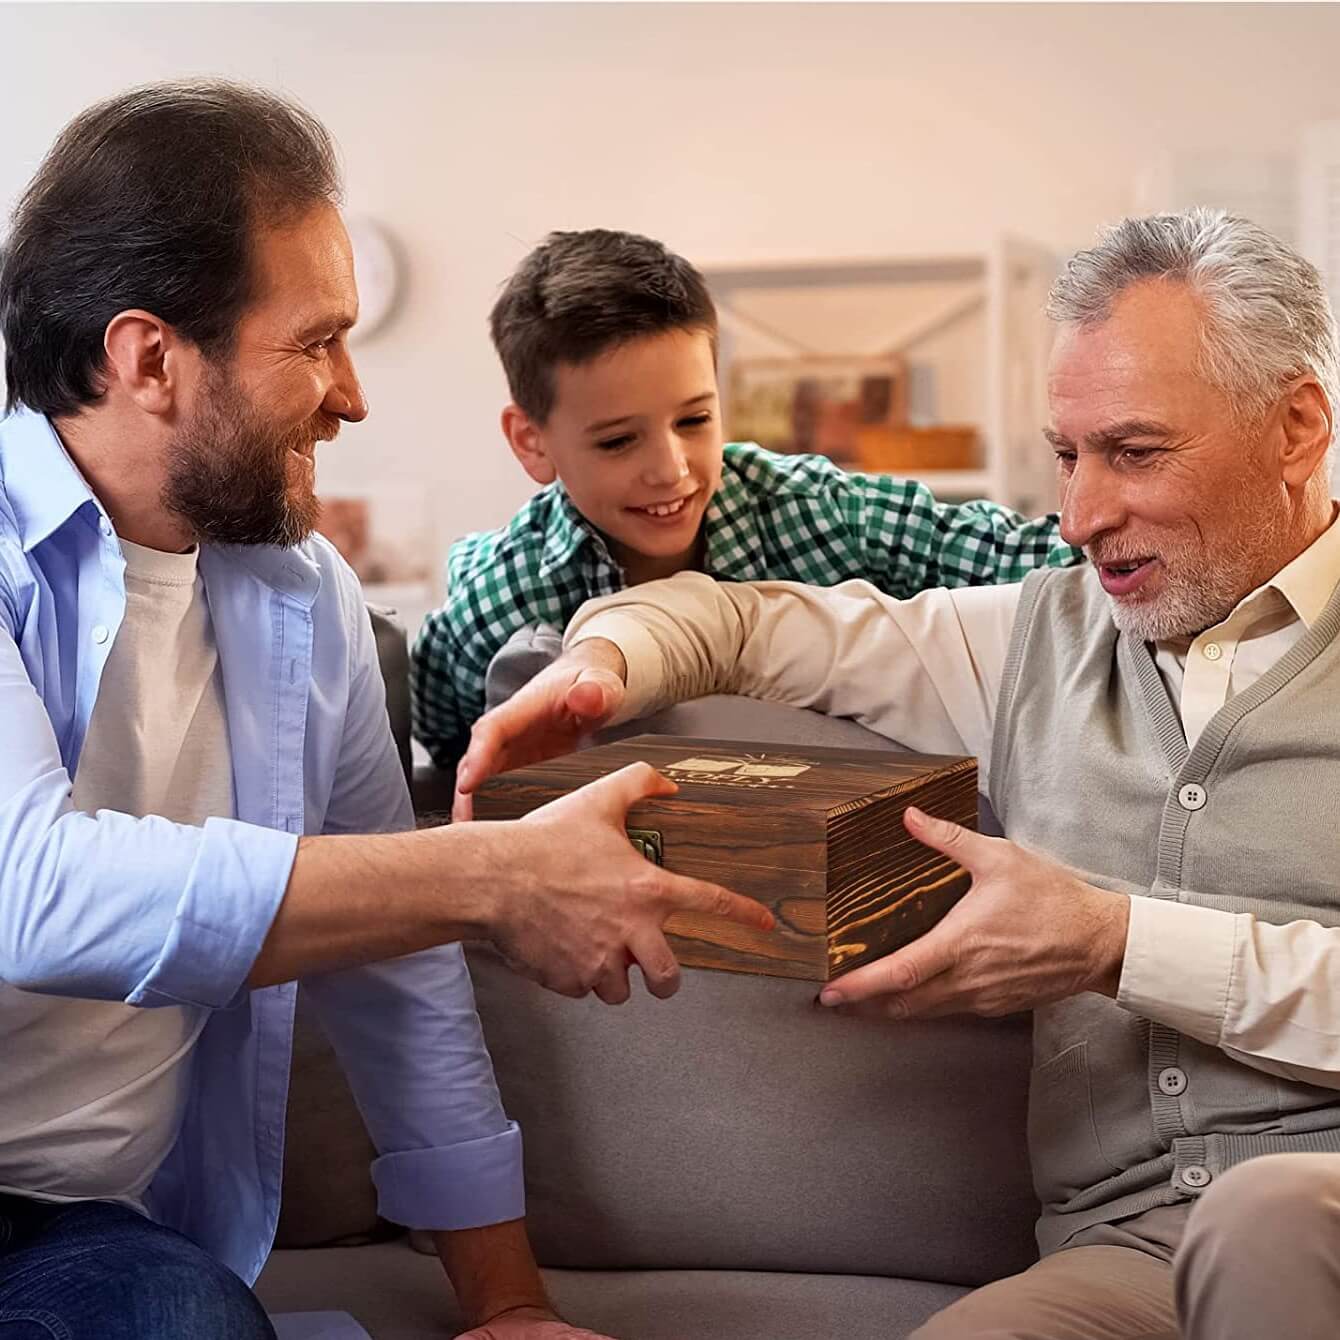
[0,409,523,1283]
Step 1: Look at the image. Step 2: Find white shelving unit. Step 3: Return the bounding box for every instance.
[704,238,1060,515]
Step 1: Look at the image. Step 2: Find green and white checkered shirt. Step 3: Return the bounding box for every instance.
[411,442,1079,767]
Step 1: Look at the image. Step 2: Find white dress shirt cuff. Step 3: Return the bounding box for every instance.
[1116,897,1240,1047]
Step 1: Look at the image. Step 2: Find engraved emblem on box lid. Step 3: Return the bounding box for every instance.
[661,752,813,789]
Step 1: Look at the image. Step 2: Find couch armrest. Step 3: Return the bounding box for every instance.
[368,603,412,786]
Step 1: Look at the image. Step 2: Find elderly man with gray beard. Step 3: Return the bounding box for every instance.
[454,208,1340,1339]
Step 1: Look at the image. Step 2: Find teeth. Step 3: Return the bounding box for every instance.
[642,497,687,517]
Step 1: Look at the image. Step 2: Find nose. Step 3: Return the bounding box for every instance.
[324,345,369,424]
[1059,456,1125,549]
[642,431,690,488]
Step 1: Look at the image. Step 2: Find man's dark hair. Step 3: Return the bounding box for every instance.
[1,79,342,416]
[490,229,718,423]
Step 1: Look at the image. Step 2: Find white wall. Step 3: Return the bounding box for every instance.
[5,1,1340,587]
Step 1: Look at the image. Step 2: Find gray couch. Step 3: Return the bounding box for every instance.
[255,622,1040,1339]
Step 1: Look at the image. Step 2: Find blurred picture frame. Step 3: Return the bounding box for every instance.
[727,353,908,464]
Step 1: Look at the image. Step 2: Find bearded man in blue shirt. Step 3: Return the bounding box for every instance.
[0,80,770,1340]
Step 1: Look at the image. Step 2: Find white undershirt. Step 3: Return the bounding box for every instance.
[569,508,1340,1091]
[0,538,233,1208]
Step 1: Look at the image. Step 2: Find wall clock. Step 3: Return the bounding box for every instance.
[346,215,401,344]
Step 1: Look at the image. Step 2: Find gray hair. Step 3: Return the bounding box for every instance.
[1048,207,1340,436]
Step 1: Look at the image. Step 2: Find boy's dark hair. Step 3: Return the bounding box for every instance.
[490,229,718,423]
[1,79,342,416]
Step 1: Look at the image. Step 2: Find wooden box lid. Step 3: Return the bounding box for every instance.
[470,735,978,982]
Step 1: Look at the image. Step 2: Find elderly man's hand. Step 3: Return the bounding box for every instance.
[818,806,1131,1019]
[455,1307,617,1339]
[454,639,628,822]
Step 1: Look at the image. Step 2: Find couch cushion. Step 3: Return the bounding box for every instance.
[256,1240,968,1340]
[468,945,1037,1287]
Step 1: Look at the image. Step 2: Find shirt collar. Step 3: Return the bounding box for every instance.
[1259,501,1340,629]
[702,462,768,582]
[1155,503,1340,658]
[538,485,609,578]
[0,408,107,552]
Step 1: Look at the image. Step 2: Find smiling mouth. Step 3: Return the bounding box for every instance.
[1094,555,1158,596]
[632,493,695,518]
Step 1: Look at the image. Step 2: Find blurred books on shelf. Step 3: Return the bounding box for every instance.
[853,424,980,475]
[728,353,907,467]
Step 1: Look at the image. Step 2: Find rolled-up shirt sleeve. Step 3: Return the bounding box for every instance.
[0,620,296,1008]
[302,586,523,1230]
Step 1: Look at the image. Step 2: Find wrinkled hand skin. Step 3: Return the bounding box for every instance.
[818,806,1131,1020]
[455,1307,618,1339]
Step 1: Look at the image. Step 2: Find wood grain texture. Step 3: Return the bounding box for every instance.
[460,735,978,981]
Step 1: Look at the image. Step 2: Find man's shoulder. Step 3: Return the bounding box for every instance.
[204,533,365,643]
[0,489,20,554]
[0,471,28,629]
[1013,561,1109,640]
[304,529,358,586]
[0,426,31,551]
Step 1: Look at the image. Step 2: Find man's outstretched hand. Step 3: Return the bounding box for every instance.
[454,639,628,822]
[471,761,774,1003]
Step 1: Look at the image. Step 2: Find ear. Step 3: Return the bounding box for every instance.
[102,310,197,416]
[1276,376,1333,490]
[501,404,557,485]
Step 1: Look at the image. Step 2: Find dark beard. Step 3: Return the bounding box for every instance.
[161,366,337,547]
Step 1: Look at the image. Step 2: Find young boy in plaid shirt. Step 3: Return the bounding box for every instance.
[411,229,1080,770]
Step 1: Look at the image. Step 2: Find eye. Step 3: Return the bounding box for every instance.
[1117,447,1158,466]
[677,412,713,430]
[595,433,635,452]
[305,338,332,358]
[1053,449,1077,472]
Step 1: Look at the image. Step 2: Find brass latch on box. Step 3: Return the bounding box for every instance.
[627,828,663,865]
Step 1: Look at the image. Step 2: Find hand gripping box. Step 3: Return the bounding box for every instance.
[467,734,978,982]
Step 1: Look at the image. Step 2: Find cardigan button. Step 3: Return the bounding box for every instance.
[1158,1066,1188,1096]
[1181,1165,1213,1189]
[1177,784,1207,811]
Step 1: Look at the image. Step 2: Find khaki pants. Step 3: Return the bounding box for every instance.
[911,1154,1340,1340]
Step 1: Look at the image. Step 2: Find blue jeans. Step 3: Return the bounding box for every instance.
[0,1194,276,1340]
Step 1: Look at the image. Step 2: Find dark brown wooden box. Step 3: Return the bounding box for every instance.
[468,734,977,982]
